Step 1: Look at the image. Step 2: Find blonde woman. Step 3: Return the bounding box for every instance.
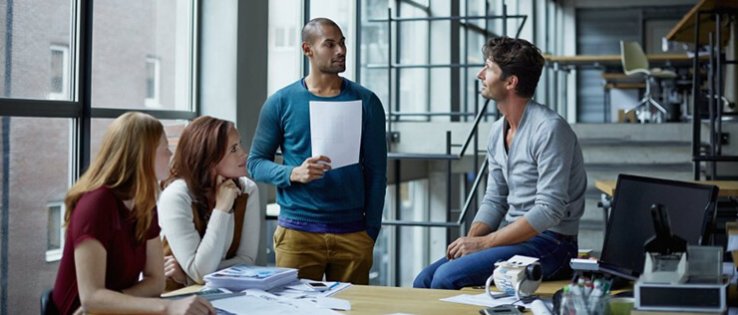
[52,112,214,315]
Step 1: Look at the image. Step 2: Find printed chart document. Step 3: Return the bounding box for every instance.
[211,289,342,315]
[309,100,362,169]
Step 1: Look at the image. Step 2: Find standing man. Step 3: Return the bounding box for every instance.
[414,37,586,290]
[248,18,387,285]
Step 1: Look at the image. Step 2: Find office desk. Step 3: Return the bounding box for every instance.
[163,284,482,314]
[163,281,571,314]
[595,179,738,197]
[543,54,698,122]
[337,285,480,314]
[666,0,738,46]
[545,54,696,67]
[340,281,572,315]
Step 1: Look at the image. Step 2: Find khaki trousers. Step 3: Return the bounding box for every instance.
[273,226,374,284]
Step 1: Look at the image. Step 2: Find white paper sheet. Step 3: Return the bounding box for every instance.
[440,293,538,308]
[727,234,738,251]
[281,280,352,298]
[212,292,341,315]
[309,100,362,169]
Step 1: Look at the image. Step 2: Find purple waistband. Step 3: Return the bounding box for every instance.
[278,217,365,234]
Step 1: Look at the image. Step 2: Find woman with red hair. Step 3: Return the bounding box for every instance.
[158,116,260,289]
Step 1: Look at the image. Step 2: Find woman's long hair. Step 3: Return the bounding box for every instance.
[64,112,164,242]
[163,116,234,219]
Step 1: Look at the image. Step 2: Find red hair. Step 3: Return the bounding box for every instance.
[163,116,234,218]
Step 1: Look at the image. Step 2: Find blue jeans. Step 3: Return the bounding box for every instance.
[413,231,578,289]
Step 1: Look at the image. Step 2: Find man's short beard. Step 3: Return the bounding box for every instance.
[320,65,346,74]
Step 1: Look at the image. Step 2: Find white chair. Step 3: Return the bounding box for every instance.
[620,41,677,123]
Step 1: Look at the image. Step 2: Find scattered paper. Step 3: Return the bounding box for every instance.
[530,299,554,315]
[507,255,539,266]
[309,100,362,169]
[211,291,341,315]
[727,234,738,251]
[440,293,536,308]
[313,296,351,310]
[277,279,352,298]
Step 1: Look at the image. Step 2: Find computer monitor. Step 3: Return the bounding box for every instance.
[599,174,719,279]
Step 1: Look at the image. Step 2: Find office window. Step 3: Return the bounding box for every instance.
[0,1,73,100]
[45,202,64,262]
[275,27,286,47]
[90,118,186,163]
[92,1,194,111]
[0,117,71,313]
[268,0,302,94]
[310,0,356,81]
[274,26,299,50]
[360,0,390,110]
[145,57,161,107]
[49,45,70,100]
[0,1,199,313]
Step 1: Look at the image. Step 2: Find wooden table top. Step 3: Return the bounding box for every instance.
[161,280,572,314]
[543,53,692,65]
[595,179,738,197]
[337,280,572,314]
[337,285,482,314]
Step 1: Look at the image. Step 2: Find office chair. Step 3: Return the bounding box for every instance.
[620,41,677,123]
[40,288,58,315]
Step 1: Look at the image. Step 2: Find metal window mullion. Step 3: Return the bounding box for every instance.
[302,0,310,77]
[77,0,93,175]
[355,0,362,84]
[193,0,202,116]
[91,108,198,120]
[0,99,81,118]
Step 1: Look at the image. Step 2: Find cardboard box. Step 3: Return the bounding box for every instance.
[617,109,638,123]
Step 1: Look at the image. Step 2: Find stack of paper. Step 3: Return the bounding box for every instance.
[204,265,298,291]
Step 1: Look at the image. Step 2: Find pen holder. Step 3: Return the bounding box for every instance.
[559,291,609,315]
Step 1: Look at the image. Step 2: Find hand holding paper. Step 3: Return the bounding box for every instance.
[290,155,332,184]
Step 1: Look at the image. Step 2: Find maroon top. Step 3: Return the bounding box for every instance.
[52,186,160,315]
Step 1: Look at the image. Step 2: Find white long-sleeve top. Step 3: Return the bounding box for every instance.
[157,177,261,284]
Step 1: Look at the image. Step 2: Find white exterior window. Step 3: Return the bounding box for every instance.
[145,57,161,107]
[48,45,69,100]
[45,202,65,262]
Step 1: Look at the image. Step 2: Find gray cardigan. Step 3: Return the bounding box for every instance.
[473,101,586,236]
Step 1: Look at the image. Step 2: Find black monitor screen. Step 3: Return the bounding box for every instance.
[600,174,718,278]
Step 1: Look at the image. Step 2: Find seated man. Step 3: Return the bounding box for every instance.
[413,37,587,290]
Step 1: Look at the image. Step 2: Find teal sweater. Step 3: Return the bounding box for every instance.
[247,78,387,240]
